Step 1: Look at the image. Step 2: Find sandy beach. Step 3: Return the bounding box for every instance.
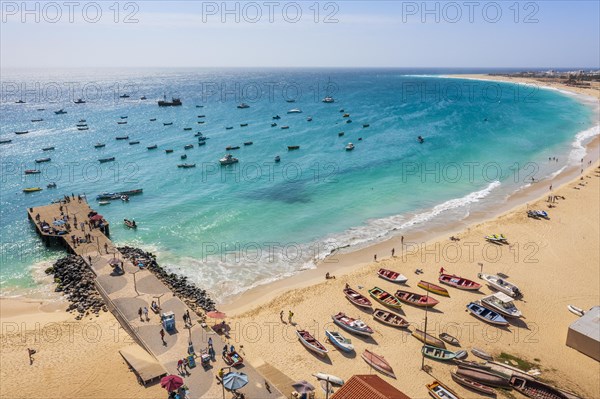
[1,75,598,399]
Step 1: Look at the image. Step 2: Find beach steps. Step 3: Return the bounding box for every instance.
[255,359,296,396]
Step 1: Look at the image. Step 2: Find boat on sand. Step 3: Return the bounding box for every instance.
[332,312,373,336]
[377,268,408,284]
[510,376,567,399]
[466,302,509,326]
[395,289,439,308]
[421,345,457,361]
[418,280,450,296]
[426,380,459,399]
[343,285,372,309]
[361,349,395,378]
[368,287,402,310]
[372,308,409,328]
[439,273,481,291]
[451,369,496,396]
[296,330,328,357]
[412,329,446,348]
[324,330,354,353]
[439,332,460,346]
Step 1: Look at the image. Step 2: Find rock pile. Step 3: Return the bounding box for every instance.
[45,255,107,319]
[118,246,215,313]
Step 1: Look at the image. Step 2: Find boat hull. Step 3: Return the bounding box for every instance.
[418,281,450,296]
[361,349,395,378]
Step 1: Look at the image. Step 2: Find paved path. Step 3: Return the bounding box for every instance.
[28,198,285,398]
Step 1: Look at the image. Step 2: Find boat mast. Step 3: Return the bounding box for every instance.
[421,290,429,371]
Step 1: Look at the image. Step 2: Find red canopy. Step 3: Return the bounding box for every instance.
[160,375,184,392]
[90,214,103,221]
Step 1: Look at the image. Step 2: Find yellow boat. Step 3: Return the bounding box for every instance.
[368,287,402,310]
[23,187,43,193]
[417,280,450,297]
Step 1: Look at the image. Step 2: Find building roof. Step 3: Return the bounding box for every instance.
[569,306,600,342]
[331,375,411,399]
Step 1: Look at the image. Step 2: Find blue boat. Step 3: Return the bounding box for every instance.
[324,330,354,353]
[467,302,509,326]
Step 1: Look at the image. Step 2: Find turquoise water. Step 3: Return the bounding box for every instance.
[0,69,596,300]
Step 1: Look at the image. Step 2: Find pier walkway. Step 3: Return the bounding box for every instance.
[27,198,286,399]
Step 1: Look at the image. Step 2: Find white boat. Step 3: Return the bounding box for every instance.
[324,330,354,353]
[345,143,355,151]
[481,292,522,318]
[237,103,250,109]
[313,373,344,386]
[219,154,239,165]
[274,155,281,163]
[568,305,585,317]
[478,273,522,298]
[287,108,302,114]
[98,201,110,206]
[322,96,335,103]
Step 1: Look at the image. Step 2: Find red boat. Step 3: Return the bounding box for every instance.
[296,330,328,357]
[361,349,395,378]
[439,273,482,291]
[418,280,450,297]
[377,268,408,284]
[395,290,440,308]
[343,285,372,309]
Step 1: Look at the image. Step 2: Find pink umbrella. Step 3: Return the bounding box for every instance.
[90,214,103,221]
[160,375,184,392]
[206,311,226,319]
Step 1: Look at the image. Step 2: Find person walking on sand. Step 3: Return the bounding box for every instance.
[439,266,445,275]
[391,248,395,257]
[104,242,108,254]
[27,348,36,365]
[288,310,294,323]
[143,306,149,321]
[279,310,284,322]
[160,328,166,345]
[138,307,143,321]
[401,235,404,245]
[177,358,183,373]
[373,254,377,262]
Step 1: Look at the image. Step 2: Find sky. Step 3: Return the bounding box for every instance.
[1,1,599,68]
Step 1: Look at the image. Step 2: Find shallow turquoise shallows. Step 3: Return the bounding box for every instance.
[0,69,596,300]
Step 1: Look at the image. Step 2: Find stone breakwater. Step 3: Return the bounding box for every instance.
[118,246,216,313]
[45,255,107,319]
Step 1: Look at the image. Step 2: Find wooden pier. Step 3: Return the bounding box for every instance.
[27,197,286,399]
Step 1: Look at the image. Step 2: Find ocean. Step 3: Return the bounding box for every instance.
[0,68,597,301]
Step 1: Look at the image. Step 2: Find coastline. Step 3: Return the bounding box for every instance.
[220,74,600,314]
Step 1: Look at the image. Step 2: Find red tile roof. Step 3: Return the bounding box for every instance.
[330,375,411,399]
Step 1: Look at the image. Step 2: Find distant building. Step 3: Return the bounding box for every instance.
[331,375,411,399]
[566,306,600,362]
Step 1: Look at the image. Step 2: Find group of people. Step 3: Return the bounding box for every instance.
[137,306,150,322]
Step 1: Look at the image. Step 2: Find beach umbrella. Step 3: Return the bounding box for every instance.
[292,380,315,394]
[222,372,248,391]
[160,375,184,392]
[206,311,226,319]
[90,214,103,221]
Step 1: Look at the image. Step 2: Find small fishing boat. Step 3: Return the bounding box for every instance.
[481,293,522,318]
[426,380,459,399]
[287,109,302,114]
[74,98,86,104]
[395,290,440,308]
[322,96,335,104]
[226,145,240,151]
[455,350,468,360]
[296,330,328,357]
[343,113,350,117]
[76,124,87,127]
[471,348,493,361]
[147,145,158,150]
[24,169,41,174]
[418,135,425,143]
[271,123,277,127]
[361,349,395,378]
[158,97,181,107]
[197,115,206,118]
[466,302,509,326]
[78,127,89,131]
[412,329,446,348]
[368,287,402,310]
[286,99,296,103]
[343,286,372,309]
[197,121,205,124]
[451,370,496,396]
[129,141,140,145]
[307,117,313,122]
[183,127,192,131]
[165,149,174,154]
[42,146,55,151]
[345,143,355,151]
[312,373,344,386]
[439,332,460,346]
[0,139,12,144]
[226,126,233,130]
[94,143,105,148]
[98,201,110,205]
[117,121,127,125]
[116,136,129,140]
[163,122,173,126]
[177,163,196,169]
[272,115,281,120]
[372,308,409,328]
[240,123,248,127]
[16,99,25,104]
[184,144,194,150]
[281,125,290,129]
[198,136,207,141]
[274,155,281,163]
[31,118,43,122]
[332,312,373,336]
[181,154,187,160]
[287,145,300,150]
[23,187,43,193]
[220,154,239,165]
[418,280,450,297]
[338,132,344,137]
[99,157,116,163]
[140,96,146,100]
[455,359,492,370]
[47,182,57,189]
[118,189,143,196]
[150,118,157,121]
[324,330,354,353]
[37,108,45,111]
[120,94,130,98]
[35,158,51,163]
[124,219,137,229]
[378,268,408,284]
[567,305,585,317]
[422,345,457,361]
[197,141,206,146]
[54,109,67,115]
[237,103,250,109]
[439,274,481,291]
[456,367,510,388]
[478,273,522,298]
[510,376,567,399]
[15,131,29,135]
[243,141,253,146]
[363,124,370,128]
[78,119,86,123]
